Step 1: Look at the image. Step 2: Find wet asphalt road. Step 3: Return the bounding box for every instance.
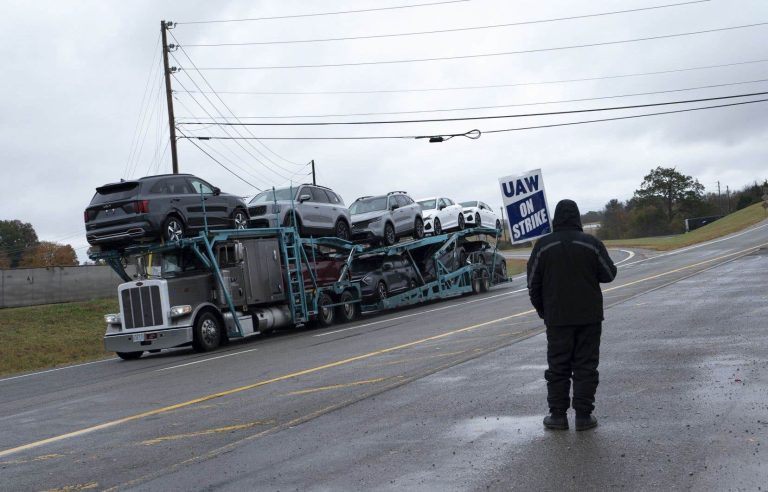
[1,222,767,491]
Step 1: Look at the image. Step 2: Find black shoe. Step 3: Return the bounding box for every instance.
[575,414,598,431]
[543,413,569,430]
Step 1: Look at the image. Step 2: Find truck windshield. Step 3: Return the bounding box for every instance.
[417,199,437,210]
[350,197,387,214]
[137,251,205,278]
[250,188,296,203]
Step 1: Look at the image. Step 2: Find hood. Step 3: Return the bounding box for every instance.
[420,209,437,220]
[351,210,386,223]
[552,199,583,232]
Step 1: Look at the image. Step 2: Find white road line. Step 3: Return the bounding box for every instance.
[314,287,528,338]
[619,221,768,268]
[0,358,117,384]
[615,249,636,265]
[153,348,259,372]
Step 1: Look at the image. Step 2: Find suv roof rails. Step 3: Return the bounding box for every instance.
[139,173,193,180]
[386,191,408,196]
[354,195,374,202]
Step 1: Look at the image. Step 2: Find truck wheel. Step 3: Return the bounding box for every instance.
[193,312,222,352]
[116,351,143,360]
[471,272,482,295]
[317,292,335,327]
[479,269,491,293]
[336,290,358,323]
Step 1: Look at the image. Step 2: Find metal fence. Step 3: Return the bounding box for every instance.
[0,265,135,308]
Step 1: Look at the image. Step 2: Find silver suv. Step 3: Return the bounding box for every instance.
[349,191,424,246]
[247,184,351,239]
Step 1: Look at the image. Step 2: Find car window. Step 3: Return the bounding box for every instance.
[438,198,447,208]
[324,189,342,204]
[90,182,140,205]
[250,188,295,203]
[445,198,454,206]
[402,195,414,204]
[417,199,436,210]
[151,177,191,195]
[396,195,409,207]
[310,187,330,203]
[188,178,214,195]
[459,201,477,208]
[349,197,387,214]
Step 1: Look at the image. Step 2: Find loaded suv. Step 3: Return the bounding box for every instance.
[85,174,249,247]
[349,191,424,246]
[247,184,351,240]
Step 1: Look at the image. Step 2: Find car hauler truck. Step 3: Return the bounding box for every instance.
[89,225,507,360]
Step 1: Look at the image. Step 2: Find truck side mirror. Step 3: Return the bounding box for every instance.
[382,262,393,271]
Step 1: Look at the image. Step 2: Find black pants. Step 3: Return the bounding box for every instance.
[545,323,602,414]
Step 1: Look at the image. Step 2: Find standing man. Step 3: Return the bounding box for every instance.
[527,199,617,431]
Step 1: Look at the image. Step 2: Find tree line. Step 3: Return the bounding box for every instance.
[594,167,767,240]
[0,220,78,269]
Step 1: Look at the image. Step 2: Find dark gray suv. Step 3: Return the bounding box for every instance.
[350,191,424,246]
[85,174,249,247]
[248,184,351,240]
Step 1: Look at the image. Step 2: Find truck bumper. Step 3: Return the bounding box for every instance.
[104,326,193,353]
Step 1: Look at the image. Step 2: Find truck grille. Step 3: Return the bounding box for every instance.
[249,205,267,216]
[121,285,163,329]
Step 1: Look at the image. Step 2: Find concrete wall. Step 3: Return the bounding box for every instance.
[0,265,135,308]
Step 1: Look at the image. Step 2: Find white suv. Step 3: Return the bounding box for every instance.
[417,197,466,235]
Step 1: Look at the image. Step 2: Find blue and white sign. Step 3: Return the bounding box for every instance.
[499,169,552,243]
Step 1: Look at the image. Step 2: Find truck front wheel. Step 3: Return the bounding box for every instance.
[316,292,336,327]
[193,312,222,352]
[116,351,143,360]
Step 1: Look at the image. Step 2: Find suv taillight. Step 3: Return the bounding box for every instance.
[124,200,150,214]
[84,210,90,223]
[84,209,97,223]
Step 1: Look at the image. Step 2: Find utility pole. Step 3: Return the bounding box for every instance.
[499,206,507,242]
[726,185,731,213]
[161,20,179,174]
[717,181,722,214]
[311,159,316,185]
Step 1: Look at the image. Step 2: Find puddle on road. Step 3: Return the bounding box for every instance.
[449,415,543,445]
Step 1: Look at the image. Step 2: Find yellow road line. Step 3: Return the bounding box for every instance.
[41,482,98,492]
[1,241,763,460]
[140,420,274,446]
[0,453,64,466]
[285,377,390,396]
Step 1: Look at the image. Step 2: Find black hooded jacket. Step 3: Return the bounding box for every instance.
[527,199,617,327]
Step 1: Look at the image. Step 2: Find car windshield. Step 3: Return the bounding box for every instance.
[417,199,437,210]
[350,197,387,214]
[460,201,478,207]
[90,182,140,205]
[249,188,296,203]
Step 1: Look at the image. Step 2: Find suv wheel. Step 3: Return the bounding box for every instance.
[285,213,303,236]
[232,209,248,230]
[458,214,466,230]
[475,213,482,227]
[413,217,425,240]
[163,216,185,242]
[335,220,350,240]
[384,223,396,246]
[376,281,388,301]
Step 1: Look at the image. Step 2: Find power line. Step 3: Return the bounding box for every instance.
[176,0,469,25]
[179,96,768,140]
[176,90,768,126]
[181,1,709,47]
[169,31,305,168]
[180,131,261,190]
[175,77,768,120]
[175,58,768,95]
[186,22,768,70]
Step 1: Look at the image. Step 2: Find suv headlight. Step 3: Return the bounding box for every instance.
[170,305,193,318]
[104,313,121,324]
[369,217,382,224]
[270,204,281,214]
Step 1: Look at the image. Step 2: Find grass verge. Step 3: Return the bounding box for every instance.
[0,298,117,377]
[604,202,767,251]
[505,258,527,275]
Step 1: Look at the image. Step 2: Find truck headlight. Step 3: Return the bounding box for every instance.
[104,313,121,324]
[170,305,192,318]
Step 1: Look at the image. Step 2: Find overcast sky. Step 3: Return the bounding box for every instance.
[1,0,767,261]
